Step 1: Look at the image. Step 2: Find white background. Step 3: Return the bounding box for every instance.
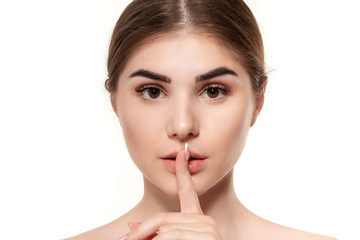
[0,0,359,239]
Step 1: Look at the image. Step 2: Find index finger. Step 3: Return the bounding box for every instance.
[175,143,203,214]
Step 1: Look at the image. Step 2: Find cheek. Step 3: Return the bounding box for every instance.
[204,99,253,165]
[117,98,169,173]
[120,106,161,150]
[121,110,160,142]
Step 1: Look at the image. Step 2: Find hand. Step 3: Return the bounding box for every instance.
[126,146,224,240]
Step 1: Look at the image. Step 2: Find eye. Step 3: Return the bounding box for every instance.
[135,84,166,100]
[200,84,231,100]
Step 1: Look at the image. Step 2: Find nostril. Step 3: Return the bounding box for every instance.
[166,116,200,140]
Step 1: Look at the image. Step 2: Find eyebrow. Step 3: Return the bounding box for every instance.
[129,67,238,83]
[195,67,238,82]
[129,69,171,83]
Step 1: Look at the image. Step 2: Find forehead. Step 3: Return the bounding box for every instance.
[120,32,247,78]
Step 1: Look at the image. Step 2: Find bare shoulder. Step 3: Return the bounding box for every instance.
[259,218,337,240]
[64,227,106,240]
[63,216,129,240]
[281,227,337,240]
[243,212,337,240]
[282,228,337,240]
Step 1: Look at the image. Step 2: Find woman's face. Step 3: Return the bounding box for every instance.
[111,32,262,197]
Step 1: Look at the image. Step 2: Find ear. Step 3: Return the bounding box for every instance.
[110,94,123,127]
[250,93,264,127]
[110,94,118,115]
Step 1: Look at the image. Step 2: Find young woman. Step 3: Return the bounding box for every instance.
[67,0,336,239]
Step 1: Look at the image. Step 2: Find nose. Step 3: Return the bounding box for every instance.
[166,98,199,141]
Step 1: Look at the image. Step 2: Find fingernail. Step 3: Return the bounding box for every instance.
[185,143,190,160]
[127,222,134,230]
[117,235,128,240]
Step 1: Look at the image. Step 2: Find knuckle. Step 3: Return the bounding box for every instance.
[126,230,137,239]
[155,212,168,224]
[172,229,183,238]
[204,215,216,226]
[156,234,168,240]
[158,229,183,240]
[158,224,169,234]
[203,232,217,240]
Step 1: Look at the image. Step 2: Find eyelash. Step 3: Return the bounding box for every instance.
[135,84,166,102]
[135,84,163,93]
[135,83,232,102]
[199,84,232,98]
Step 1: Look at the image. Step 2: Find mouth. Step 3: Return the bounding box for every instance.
[162,157,202,161]
[160,151,207,161]
[160,150,207,173]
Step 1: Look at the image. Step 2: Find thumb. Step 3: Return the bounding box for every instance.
[128,222,157,240]
[128,222,141,230]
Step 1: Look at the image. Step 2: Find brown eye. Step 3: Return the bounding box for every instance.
[135,84,166,100]
[207,88,219,98]
[148,88,161,98]
[200,84,231,101]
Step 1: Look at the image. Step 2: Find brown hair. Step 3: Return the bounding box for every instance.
[106,0,267,99]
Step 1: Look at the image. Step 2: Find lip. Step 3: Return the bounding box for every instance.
[160,151,207,161]
[160,150,207,173]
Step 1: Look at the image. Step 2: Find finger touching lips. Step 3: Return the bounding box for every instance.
[175,143,203,214]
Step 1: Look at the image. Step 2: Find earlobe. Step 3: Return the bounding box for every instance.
[110,94,123,126]
[110,94,117,114]
[250,110,259,127]
[250,94,264,127]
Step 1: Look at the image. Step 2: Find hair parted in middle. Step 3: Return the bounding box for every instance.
[106,0,267,99]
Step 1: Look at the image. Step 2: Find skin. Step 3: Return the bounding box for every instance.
[65,32,336,240]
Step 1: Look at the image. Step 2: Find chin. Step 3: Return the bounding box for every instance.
[170,178,216,199]
[151,177,207,199]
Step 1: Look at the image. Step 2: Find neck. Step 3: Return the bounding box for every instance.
[199,171,241,219]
